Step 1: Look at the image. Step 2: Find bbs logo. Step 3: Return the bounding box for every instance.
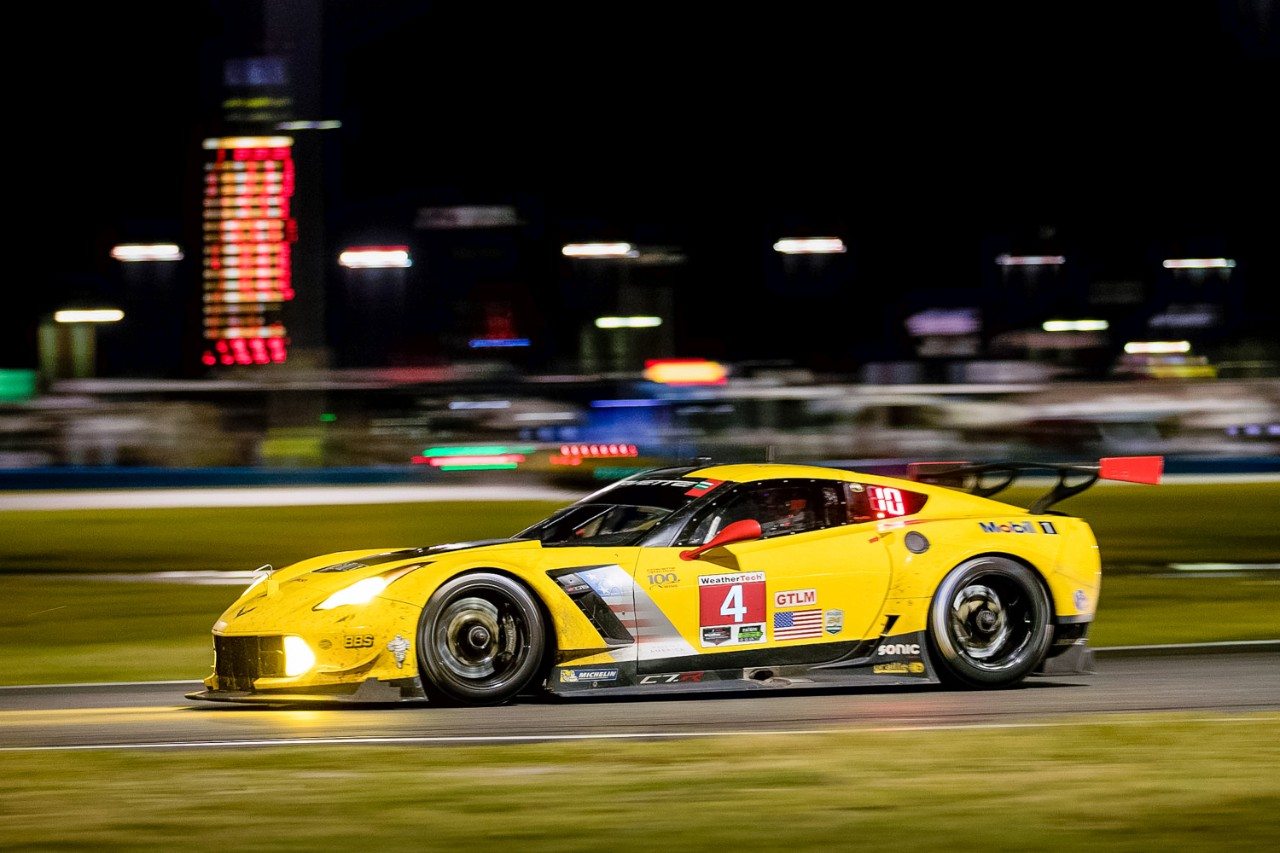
[877,643,921,656]
[343,635,375,649]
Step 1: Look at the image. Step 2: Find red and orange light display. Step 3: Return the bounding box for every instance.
[550,444,639,466]
[200,136,296,366]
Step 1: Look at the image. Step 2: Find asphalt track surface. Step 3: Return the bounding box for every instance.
[2,652,1277,750]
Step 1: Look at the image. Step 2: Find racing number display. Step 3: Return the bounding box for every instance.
[698,571,767,647]
[868,486,905,516]
[863,485,930,519]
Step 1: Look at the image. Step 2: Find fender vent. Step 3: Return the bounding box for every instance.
[548,567,635,647]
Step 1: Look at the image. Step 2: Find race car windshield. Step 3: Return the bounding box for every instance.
[515,480,715,545]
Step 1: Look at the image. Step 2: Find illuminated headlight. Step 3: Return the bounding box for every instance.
[311,564,421,612]
[314,576,390,611]
[283,635,316,677]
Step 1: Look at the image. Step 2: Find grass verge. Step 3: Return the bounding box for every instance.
[2,714,1278,850]
[1003,480,1280,565]
[0,579,231,685]
[1092,569,1280,647]
[0,500,561,573]
[2,570,1279,686]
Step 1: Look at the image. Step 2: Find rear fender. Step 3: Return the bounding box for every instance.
[874,516,1087,632]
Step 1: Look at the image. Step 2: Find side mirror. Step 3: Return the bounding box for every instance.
[679,519,763,561]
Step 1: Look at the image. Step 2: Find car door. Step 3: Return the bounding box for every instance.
[631,478,892,674]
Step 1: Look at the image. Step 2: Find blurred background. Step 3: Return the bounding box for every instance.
[2,5,1280,849]
[1,0,1277,484]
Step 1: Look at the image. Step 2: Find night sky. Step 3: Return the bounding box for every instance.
[7,1,1277,370]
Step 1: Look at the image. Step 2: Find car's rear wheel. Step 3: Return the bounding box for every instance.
[927,556,1052,688]
[416,572,546,705]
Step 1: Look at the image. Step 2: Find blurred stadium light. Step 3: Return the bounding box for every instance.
[772,238,846,255]
[338,246,412,268]
[995,254,1066,266]
[1044,319,1110,332]
[562,242,637,258]
[448,400,511,410]
[54,309,125,324]
[1162,258,1237,269]
[109,244,183,262]
[1125,340,1192,354]
[43,309,125,381]
[595,316,662,329]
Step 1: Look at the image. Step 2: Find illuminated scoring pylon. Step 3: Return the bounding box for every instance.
[200,136,296,366]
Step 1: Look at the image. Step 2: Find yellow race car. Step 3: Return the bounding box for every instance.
[188,457,1162,706]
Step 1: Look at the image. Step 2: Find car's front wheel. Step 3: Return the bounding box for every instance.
[416,572,546,705]
[927,556,1052,688]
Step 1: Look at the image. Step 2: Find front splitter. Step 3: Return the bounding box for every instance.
[187,676,428,705]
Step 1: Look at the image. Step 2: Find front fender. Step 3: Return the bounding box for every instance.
[381,555,616,664]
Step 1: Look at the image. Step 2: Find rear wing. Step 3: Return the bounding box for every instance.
[907,456,1164,514]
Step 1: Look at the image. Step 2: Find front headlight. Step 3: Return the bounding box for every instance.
[312,564,423,611]
[314,576,389,611]
[283,635,315,677]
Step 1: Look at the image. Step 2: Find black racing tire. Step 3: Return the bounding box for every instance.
[926,556,1052,688]
[416,572,546,706]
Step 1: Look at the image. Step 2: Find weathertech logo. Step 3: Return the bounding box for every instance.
[699,571,766,586]
[877,643,920,656]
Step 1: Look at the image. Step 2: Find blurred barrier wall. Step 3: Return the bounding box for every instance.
[1,458,1278,492]
[0,376,1277,477]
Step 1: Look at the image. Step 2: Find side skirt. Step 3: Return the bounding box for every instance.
[548,631,939,697]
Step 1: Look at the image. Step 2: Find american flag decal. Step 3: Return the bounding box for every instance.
[772,608,823,640]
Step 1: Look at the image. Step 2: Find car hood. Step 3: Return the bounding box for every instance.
[307,538,538,571]
[216,538,543,629]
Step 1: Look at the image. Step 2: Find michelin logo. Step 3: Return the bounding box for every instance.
[559,667,620,684]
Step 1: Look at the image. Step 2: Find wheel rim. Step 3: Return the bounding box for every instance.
[947,575,1034,671]
[431,592,530,687]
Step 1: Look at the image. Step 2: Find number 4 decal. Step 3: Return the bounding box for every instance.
[719,584,747,623]
[698,571,766,627]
